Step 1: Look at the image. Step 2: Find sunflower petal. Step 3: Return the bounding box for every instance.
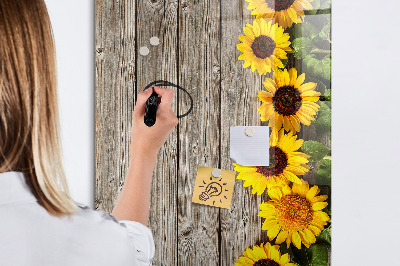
[306,185,320,202]
[283,170,303,183]
[237,256,254,264]
[268,186,283,201]
[314,195,329,202]
[280,253,291,264]
[291,231,302,249]
[295,73,306,87]
[275,230,289,244]
[312,202,328,211]
[267,224,281,240]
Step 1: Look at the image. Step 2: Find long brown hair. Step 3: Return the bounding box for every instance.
[0,0,77,216]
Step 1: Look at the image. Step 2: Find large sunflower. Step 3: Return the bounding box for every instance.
[237,19,291,76]
[234,129,309,195]
[246,0,314,29]
[259,182,330,249]
[258,68,320,133]
[236,242,296,266]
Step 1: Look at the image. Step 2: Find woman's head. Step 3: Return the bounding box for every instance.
[0,0,77,216]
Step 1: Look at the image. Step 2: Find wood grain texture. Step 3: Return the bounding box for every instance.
[96,1,331,265]
[95,0,136,213]
[220,0,264,265]
[177,0,221,264]
[136,0,179,264]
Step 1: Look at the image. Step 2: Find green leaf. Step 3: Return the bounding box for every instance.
[303,54,317,65]
[325,88,331,97]
[292,38,313,59]
[304,56,322,77]
[316,159,331,185]
[317,227,331,245]
[319,22,331,41]
[316,102,331,135]
[321,57,331,81]
[316,114,331,135]
[292,244,329,266]
[295,22,319,40]
[315,79,327,95]
[318,101,330,115]
[302,141,331,162]
[306,244,329,266]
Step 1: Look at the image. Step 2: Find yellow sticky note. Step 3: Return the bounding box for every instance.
[192,166,236,209]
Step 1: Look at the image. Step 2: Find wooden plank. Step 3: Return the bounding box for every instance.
[136,0,179,264]
[95,0,136,213]
[220,1,264,264]
[177,0,221,264]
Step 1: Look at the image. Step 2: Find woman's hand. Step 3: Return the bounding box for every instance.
[112,87,178,225]
[130,87,178,159]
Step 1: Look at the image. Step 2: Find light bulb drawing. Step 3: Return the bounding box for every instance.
[198,176,229,206]
[199,182,222,201]
[192,167,236,209]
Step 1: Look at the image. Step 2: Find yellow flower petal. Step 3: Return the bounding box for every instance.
[283,170,303,183]
[252,245,268,260]
[291,231,302,249]
[267,224,281,240]
[275,230,289,244]
[313,202,328,211]
[280,253,291,264]
[306,185,320,202]
[269,246,280,261]
[313,195,329,202]
[268,186,283,201]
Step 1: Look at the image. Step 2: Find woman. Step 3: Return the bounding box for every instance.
[0,0,178,265]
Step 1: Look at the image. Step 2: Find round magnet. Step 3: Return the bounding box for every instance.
[139,46,150,56]
[245,127,255,137]
[150,36,160,46]
[212,168,222,178]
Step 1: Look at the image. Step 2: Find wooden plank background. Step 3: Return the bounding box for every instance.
[95,0,330,265]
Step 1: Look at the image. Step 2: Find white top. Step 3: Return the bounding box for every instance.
[0,171,155,265]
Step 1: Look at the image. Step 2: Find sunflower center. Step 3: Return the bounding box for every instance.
[256,146,288,177]
[253,259,280,266]
[273,85,302,116]
[276,195,313,231]
[251,35,275,59]
[265,0,296,11]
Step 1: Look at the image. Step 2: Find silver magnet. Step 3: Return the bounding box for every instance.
[211,168,222,178]
[245,127,255,137]
[149,36,160,46]
[139,46,150,56]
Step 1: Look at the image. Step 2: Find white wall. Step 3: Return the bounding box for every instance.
[333,0,400,264]
[46,1,94,208]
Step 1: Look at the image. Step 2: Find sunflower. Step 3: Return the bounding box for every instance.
[236,242,296,266]
[246,0,314,29]
[259,182,330,249]
[237,19,291,76]
[234,129,309,195]
[258,68,320,133]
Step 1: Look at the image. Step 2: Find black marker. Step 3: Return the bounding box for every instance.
[144,88,158,127]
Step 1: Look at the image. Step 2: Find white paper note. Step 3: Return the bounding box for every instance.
[230,126,269,166]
